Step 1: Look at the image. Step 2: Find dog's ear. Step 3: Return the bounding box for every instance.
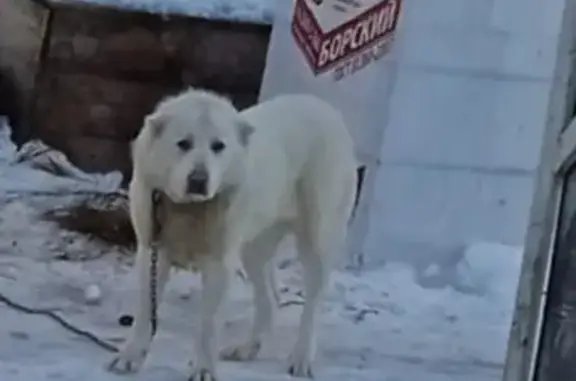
[237,119,254,147]
[144,112,166,139]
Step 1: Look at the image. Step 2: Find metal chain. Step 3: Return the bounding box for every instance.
[150,243,158,337]
[149,190,161,337]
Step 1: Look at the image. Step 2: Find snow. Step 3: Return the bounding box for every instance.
[0,116,522,381]
[57,0,276,24]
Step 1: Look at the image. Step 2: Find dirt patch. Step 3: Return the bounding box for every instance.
[43,192,135,249]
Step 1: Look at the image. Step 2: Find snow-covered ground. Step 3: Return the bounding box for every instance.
[0,117,521,381]
[58,0,276,24]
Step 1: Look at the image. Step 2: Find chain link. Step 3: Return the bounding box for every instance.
[150,244,158,337]
[150,190,161,337]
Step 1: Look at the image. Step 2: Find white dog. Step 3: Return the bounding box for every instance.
[107,88,357,381]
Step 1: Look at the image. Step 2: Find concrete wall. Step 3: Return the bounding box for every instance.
[361,0,568,273]
[259,0,568,277]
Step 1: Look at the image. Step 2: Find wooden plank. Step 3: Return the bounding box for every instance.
[33,71,259,176]
[0,0,50,140]
[3,0,269,173]
[183,21,270,92]
[44,6,270,92]
[59,134,134,176]
[46,6,177,81]
[34,72,177,141]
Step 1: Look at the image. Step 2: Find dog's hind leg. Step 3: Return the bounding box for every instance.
[286,230,333,378]
[287,175,354,378]
[220,223,288,362]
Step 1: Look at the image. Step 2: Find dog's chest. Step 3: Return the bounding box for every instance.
[154,195,229,267]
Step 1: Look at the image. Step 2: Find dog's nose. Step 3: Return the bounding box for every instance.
[186,169,208,195]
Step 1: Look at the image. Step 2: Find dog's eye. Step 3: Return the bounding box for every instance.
[176,138,193,152]
[211,140,226,153]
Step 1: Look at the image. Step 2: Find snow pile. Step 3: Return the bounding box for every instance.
[0,118,522,381]
[455,242,524,299]
[0,120,123,196]
[59,0,277,24]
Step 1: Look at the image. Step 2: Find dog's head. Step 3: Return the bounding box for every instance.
[135,89,253,203]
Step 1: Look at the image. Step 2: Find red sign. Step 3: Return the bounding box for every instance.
[291,0,401,79]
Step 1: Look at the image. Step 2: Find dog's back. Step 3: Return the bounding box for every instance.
[241,94,354,172]
[230,94,357,244]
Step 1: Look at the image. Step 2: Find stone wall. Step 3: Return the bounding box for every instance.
[0,0,271,179]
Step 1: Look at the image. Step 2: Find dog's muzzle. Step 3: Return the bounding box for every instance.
[186,169,208,196]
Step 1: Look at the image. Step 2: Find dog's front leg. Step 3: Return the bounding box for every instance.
[189,258,234,381]
[108,177,171,374]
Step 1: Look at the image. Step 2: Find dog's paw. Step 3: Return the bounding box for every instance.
[106,348,147,374]
[287,351,315,378]
[220,339,261,362]
[189,368,218,381]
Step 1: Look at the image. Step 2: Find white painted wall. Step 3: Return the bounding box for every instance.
[361,0,568,271]
[260,0,567,276]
